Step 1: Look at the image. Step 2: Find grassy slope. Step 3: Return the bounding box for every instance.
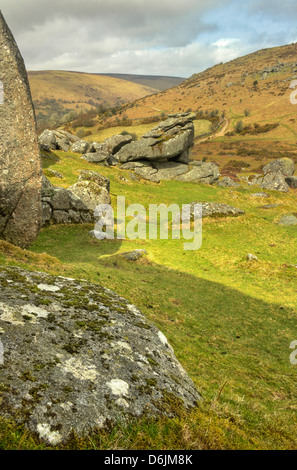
[0,146,296,450]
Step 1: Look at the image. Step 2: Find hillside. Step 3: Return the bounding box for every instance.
[118,43,297,138]
[28,70,159,129]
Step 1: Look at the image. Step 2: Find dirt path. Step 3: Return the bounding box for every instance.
[195,118,230,143]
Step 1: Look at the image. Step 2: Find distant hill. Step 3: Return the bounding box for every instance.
[117,43,297,141]
[28,70,159,129]
[97,74,185,91]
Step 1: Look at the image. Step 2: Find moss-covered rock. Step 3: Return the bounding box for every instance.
[0,266,201,445]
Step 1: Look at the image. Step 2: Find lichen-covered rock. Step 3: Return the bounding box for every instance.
[0,266,201,445]
[173,202,245,223]
[115,113,195,163]
[175,162,220,184]
[0,12,42,248]
[41,188,92,226]
[38,129,79,153]
[277,214,297,226]
[78,170,110,192]
[102,134,133,155]
[67,181,111,212]
[151,162,189,180]
[215,177,240,188]
[82,152,110,164]
[254,171,289,193]
[250,192,270,198]
[70,140,90,154]
[263,158,295,177]
[120,250,148,261]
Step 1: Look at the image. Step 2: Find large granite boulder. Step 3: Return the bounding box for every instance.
[0,266,201,445]
[0,12,42,248]
[252,171,289,193]
[39,129,79,152]
[115,113,195,163]
[251,157,295,193]
[263,158,295,177]
[70,139,90,154]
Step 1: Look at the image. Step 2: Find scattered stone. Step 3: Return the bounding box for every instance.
[43,169,64,179]
[173,202,245,223]
[0,266,201,445]
[278,214,297,226]
[250,192,270,198]
[78,170,110,192]
[82,152,110,164]
[0,12,42,248]
[38,129,79,153]
[120,250,148,261]
[260,204,280,209]
[246,254,258,261]
[70,140,90,154]
[216,177,240,188]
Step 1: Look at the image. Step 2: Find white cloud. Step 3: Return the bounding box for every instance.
[0,0,295,77]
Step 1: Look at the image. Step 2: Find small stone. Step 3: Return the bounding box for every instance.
[246,253,258,261]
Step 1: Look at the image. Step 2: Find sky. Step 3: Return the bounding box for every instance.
[1,0,297,78]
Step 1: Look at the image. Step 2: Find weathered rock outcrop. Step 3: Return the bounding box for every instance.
[115,113,195,164]
[251,157,295,192]
[173,202,245,223]
[252,171,290,193]
[39,129,80,153]
[0,12,42,248]
[41,171,111,226]
[67,181,111,212]
[81,135,133,166]
[120,160,220,184]
[262,158,295,177]
[0,266,201,445]
[215,176,240,188]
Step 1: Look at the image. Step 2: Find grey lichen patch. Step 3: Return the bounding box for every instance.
[0,265,201,445]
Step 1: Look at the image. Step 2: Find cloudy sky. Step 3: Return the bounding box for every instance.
[1,0,297,78]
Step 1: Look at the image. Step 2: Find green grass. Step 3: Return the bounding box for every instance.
[0,151,297,449]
